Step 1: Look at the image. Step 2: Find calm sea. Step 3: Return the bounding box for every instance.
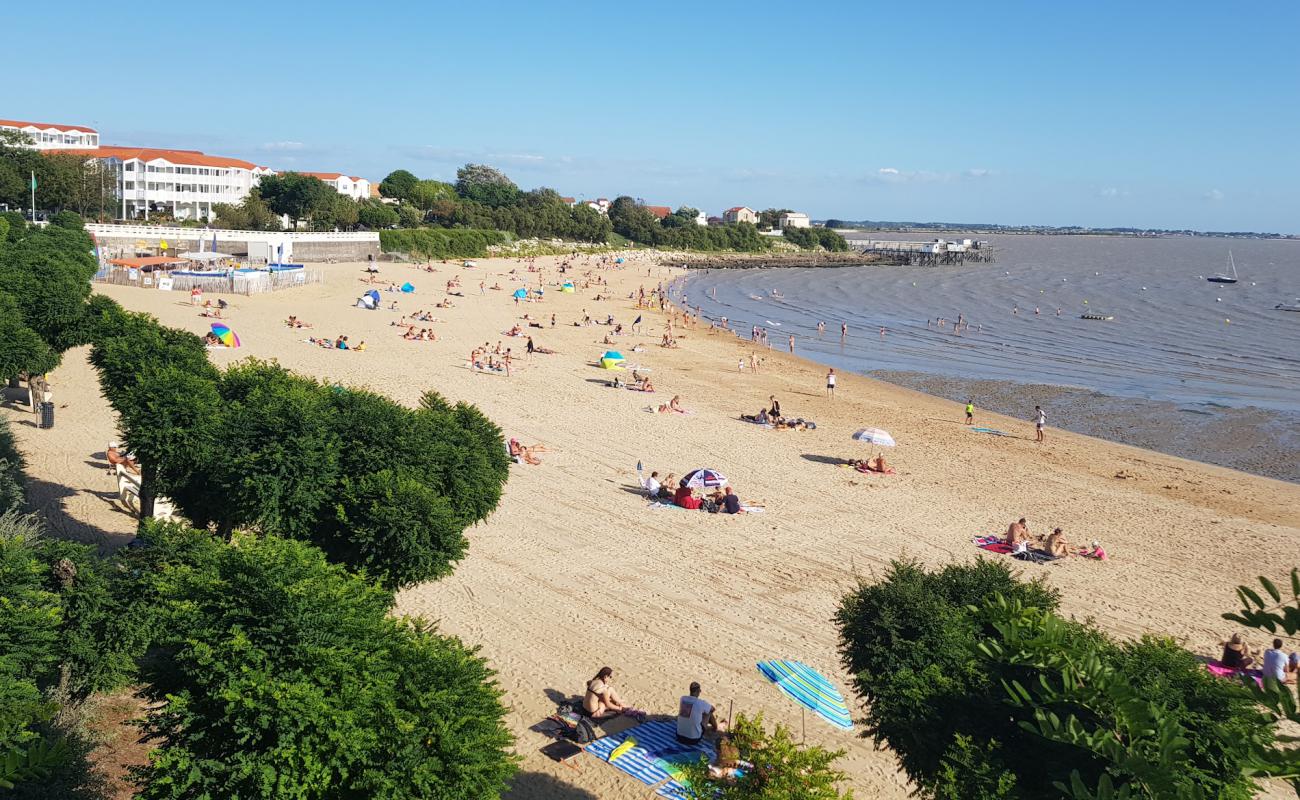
[672,234,1300,480]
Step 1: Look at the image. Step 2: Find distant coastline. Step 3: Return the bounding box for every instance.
[824,223,1299,240]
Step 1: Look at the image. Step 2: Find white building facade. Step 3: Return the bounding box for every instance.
[778,212,811,229]
[1,118,99,150]
[51,146,274,222]
[299,172,372,201]
[723,206,757,224]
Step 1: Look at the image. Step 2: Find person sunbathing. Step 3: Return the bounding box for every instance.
[1044,528,1069,557]
[741,408,770,424]
[508,438,541,465]
[638,378,655,392]
[1006,518,1030,546]
[583,667,626,719]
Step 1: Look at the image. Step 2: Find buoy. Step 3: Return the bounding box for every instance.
[1063,278,1068,282]
[1004,271,1010,276]
[912,282,916,286]
[1225,318,1231,324]
[1095,271,1100,276]
[1142,287,1147,291]
[1216,298,1222,302]
[1083,300,1088,304]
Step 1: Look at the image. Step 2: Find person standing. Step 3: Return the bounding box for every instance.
[1033,405,1047,443]
[965,399,975,425]
[788,334,795,354]
[826,368,837,398]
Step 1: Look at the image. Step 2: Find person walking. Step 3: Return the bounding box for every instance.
[1033,405,1047,443]
[965,399,975,425]
[826,368,837,398]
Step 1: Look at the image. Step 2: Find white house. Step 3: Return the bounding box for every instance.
[723,206,757,224]
[695,210,708,226]
[49,145,274,222]
[778,211,811,229]
[583,198,612,215]
[299,172,373,201]
[1,118,99,150]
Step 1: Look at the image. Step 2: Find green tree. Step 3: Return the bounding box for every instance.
[256,173,335,228]
[358,198,400,229]
[0,293,58,382]
[455,163,520,208]
[129,527,516,799]
[378,169,419,202]
[608,196,661,245]
[397,203,425,228]
[836,559,1265,800]
[0,418,24,512]
[677,713,853,799]
[212,189,282,231]
[406,179,457,210]
[757,208,793,232]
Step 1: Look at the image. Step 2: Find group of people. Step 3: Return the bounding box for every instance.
[740,395,816,430]
[307,335,365,351]
[1004,518,1107,560]
[579,670,739,778]
[1220,634,1300,684]
[198,299,228,318]
[639,471,748,515]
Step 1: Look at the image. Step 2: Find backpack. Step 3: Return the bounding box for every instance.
[702,499,720,513]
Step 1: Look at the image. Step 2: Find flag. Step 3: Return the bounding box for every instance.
[30,172,37,190]
[633,315,642,326]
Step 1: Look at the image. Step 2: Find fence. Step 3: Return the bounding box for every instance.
[93,266,324,296]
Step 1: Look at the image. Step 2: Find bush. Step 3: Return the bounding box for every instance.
[0,415,27,512]
[379,228,507,259]
[783,226,848,251]
[677,712,853,799]
[48,211,84,231]
[836,559,1264,799]
[129,527,516,799]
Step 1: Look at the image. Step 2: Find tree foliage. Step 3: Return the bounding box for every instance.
[212,189,282,231]
[455,164,520,208]
[127,525,516,799]
[380,228,508,259]
[379,169,419,201]
[677,713,853,799]
[783,226,848,251]
[358,198,400,229]
[256,172,336,228]
[836,559,1264,800]
[0,132,117,220]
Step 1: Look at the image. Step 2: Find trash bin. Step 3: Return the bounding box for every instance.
[39,401,54,429]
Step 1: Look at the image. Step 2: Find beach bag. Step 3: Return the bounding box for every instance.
[702,499,720,513]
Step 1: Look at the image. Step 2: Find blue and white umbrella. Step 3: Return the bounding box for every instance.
[757,660,853,731]
[851,428,896,447]
[680,469,727,489]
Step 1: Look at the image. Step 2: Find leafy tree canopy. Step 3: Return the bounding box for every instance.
[455,163,520,208]
[378,169,419,201]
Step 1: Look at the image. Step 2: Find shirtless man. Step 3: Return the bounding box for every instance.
[1005,518,1030,546]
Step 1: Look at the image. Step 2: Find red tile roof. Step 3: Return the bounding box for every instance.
[0,118,97,134]
[725,206,749,213]
[644,205,672,219]
[45,145,267,171]
[560,196,575,204]
[298,171,343,180]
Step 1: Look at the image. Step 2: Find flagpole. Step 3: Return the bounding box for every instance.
[30,171,36,223]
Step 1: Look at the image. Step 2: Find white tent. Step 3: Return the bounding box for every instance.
[180,251,235,262]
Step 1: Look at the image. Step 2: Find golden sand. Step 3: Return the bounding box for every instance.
[6,253,1298,798]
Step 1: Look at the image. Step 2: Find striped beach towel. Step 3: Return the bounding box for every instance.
[584,720,715,786]
[756,660,854,730]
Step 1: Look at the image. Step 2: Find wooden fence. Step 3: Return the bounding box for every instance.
[93,267,323,296]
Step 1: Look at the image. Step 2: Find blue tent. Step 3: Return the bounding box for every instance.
[513,288,528,299]
[365,289,380,303]
[400,282,415,293]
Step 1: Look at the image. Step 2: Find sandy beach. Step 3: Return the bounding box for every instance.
[6,253,1299,798]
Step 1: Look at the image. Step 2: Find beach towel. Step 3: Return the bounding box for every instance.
[740,506,765,513]
[647,501,683,510]
[1206,662,1264,686]
[585,721,715,787]
[978,541,1014,555]
[971,427,1008,436]
[855,464,896,475]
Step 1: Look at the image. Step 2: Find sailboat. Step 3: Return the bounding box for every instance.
[1207,251,1239,284]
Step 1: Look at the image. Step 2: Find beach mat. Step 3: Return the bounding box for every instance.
[1206,662,1264,686]
[584,720,715,786]
[971,427,1008,436]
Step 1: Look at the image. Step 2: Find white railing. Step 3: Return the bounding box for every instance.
[85,223,379,244]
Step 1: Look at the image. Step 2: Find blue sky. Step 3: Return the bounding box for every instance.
[8,1,1298,232]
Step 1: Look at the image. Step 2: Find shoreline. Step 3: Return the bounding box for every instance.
[4,252,1298,798]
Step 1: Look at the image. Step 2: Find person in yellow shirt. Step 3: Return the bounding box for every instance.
[964,400,974,425]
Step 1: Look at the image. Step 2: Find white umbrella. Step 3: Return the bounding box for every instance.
[680,469,728,489]
[851,428,896,447]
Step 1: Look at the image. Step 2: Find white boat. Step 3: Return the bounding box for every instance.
[1207,252,1239,284]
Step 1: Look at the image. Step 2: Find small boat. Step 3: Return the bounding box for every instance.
[1207,252,1239,284]
[1080,313,1114,321]
[1276,303,1300,313]
[770,289,784,299]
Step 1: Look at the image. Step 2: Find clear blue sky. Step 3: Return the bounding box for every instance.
[9,1,1298,232]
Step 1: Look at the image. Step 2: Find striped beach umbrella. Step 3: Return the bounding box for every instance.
[680,469,727,489]
[210,323,240,348]
[851,428,896,447]
[756,660,853,731]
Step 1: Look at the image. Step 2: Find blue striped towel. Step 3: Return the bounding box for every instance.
[584,720,715,786]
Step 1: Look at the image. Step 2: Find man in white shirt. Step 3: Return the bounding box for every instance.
[1263,639,1294,684]
[642,471,661,498]
[676,682,717,745]
[1033,405,1047,443]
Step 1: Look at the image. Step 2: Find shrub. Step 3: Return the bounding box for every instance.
[836,559,1265,799]
[783,226,848,251]
[677,712,853,799]
[379,228,507,259]
[0,416,26,511]
[129,527,516,798]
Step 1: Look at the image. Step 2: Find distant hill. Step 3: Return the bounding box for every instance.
[819,219,1296,240]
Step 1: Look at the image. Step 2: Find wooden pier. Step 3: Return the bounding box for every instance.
[849,239,997,266]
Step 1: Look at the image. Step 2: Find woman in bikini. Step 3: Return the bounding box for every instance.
[583,667,626,719]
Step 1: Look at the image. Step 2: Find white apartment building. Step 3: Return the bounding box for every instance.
[50,145,274,222]
[778,211,811,229]
[299,172,373,201]
[1,118,100,150]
